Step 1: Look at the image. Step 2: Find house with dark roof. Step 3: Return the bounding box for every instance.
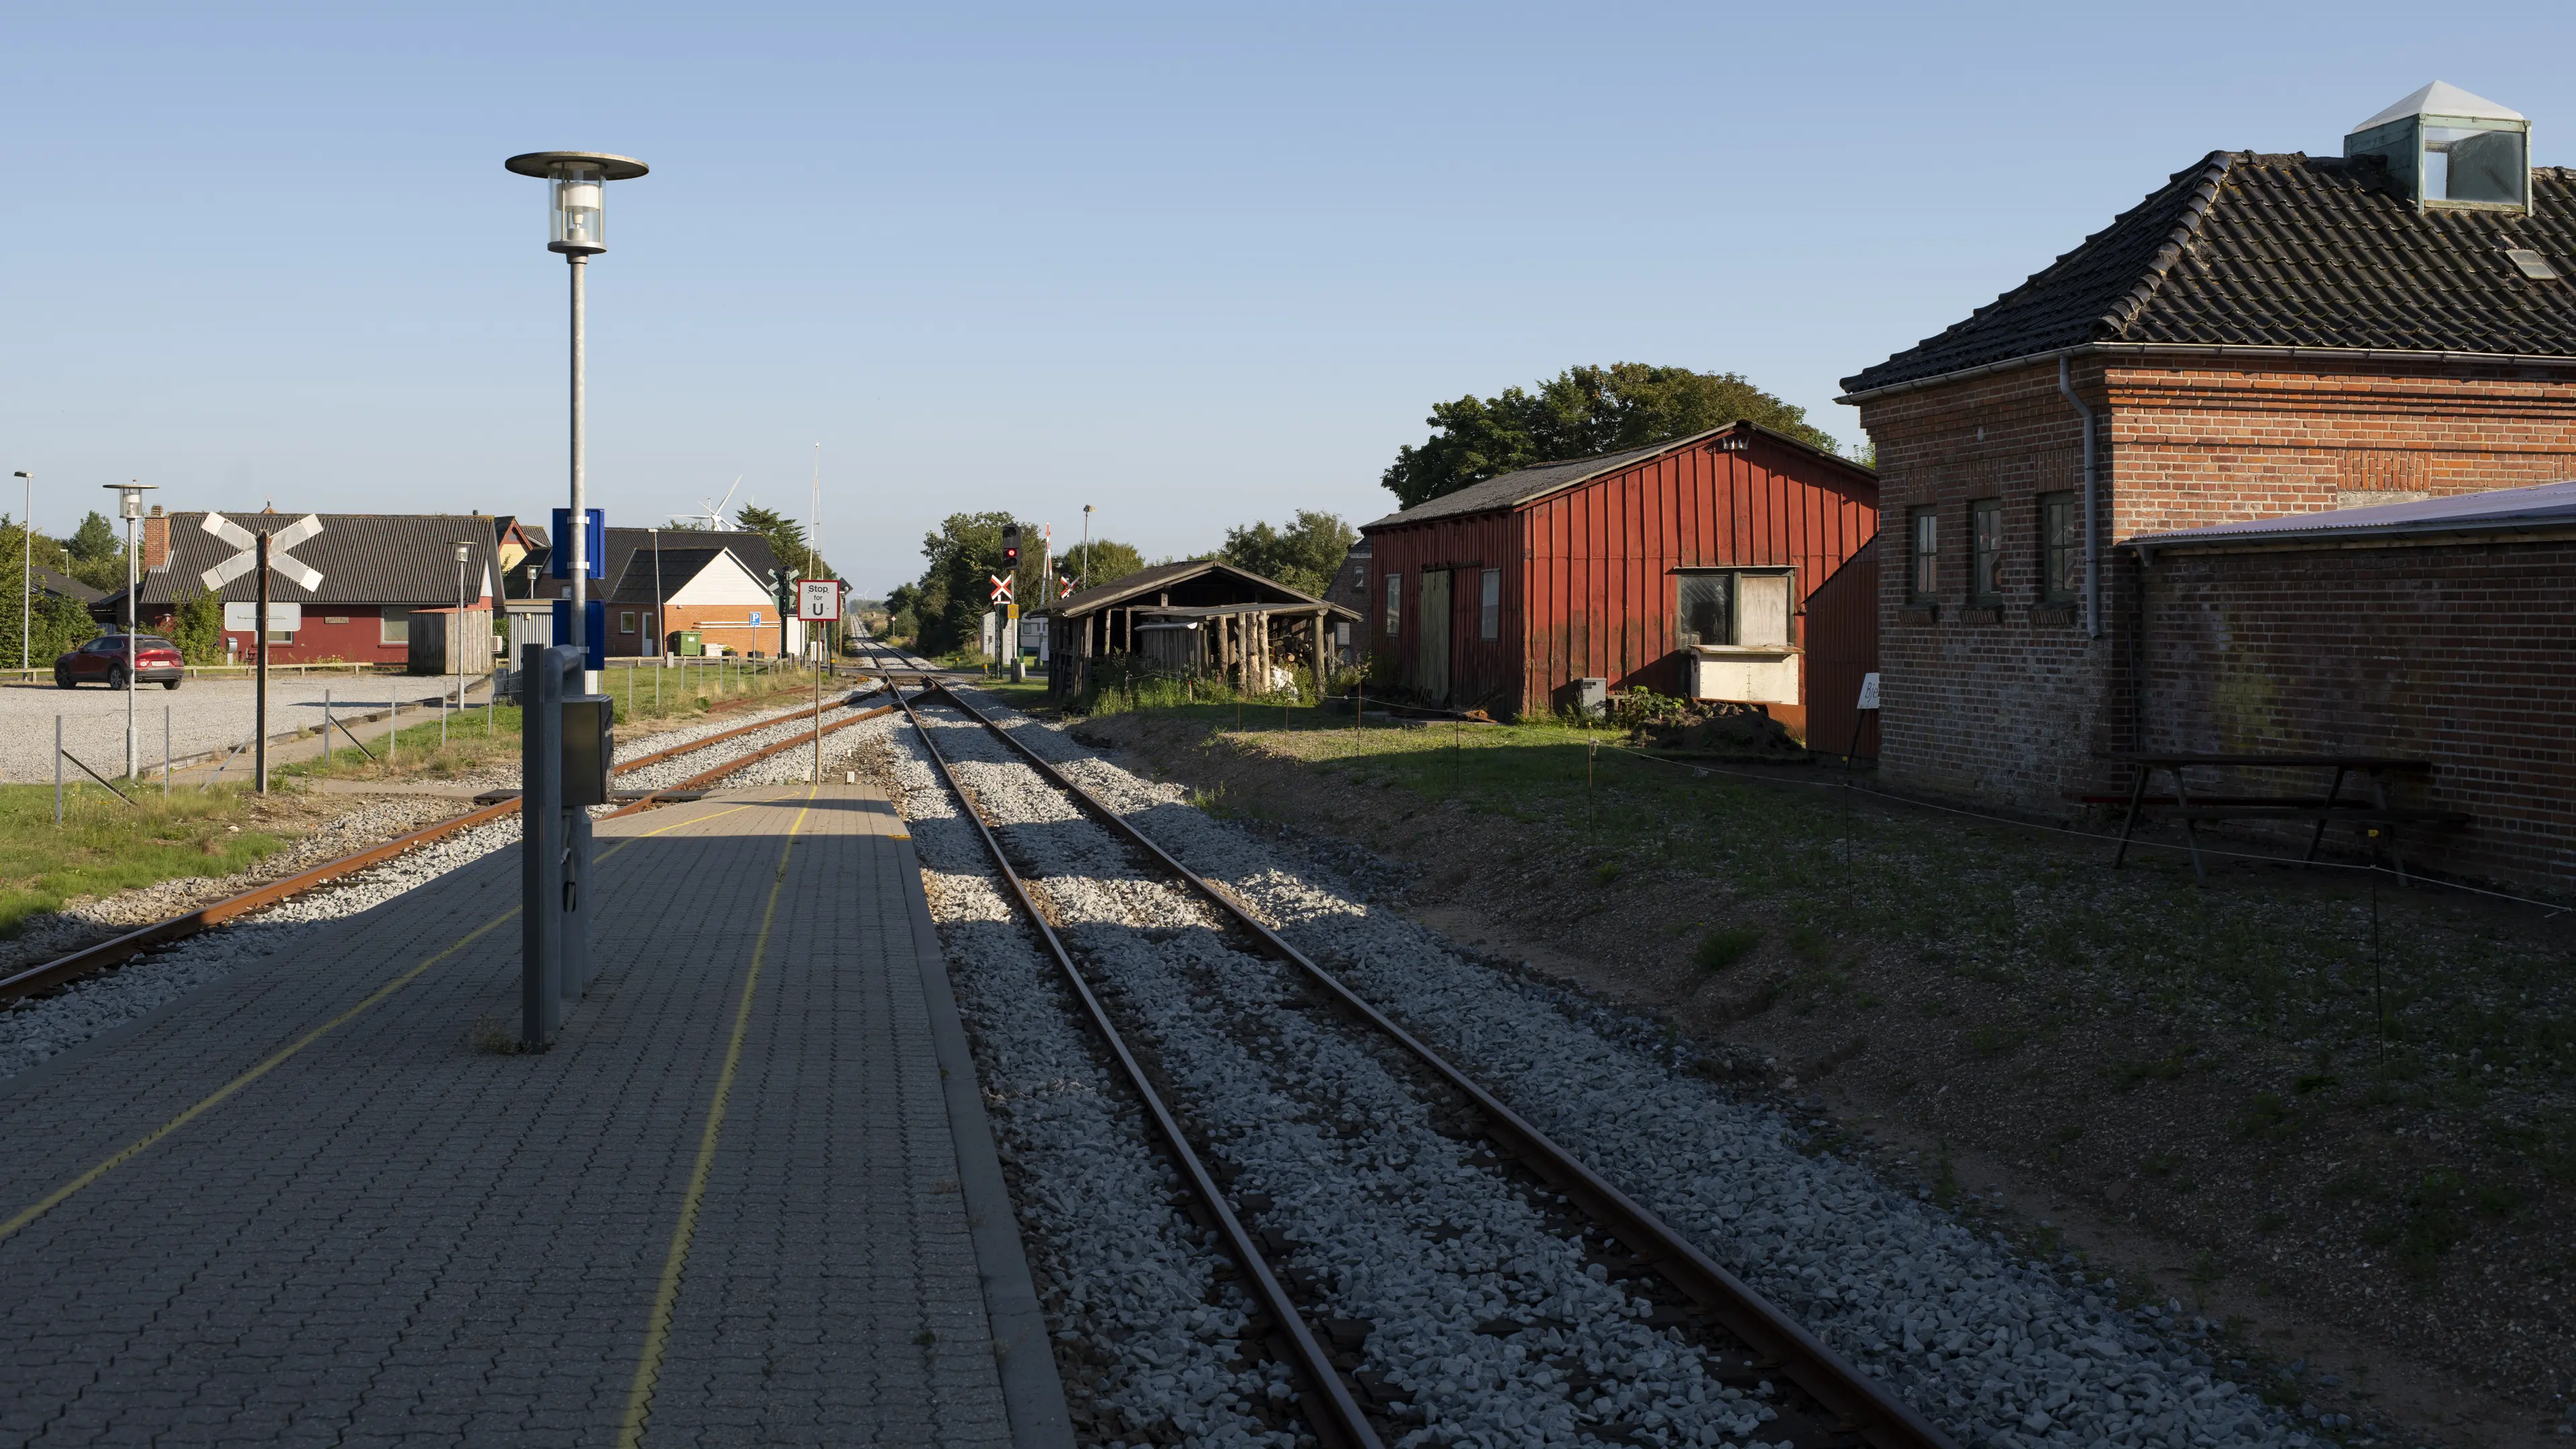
[1360,421,1877,726]
[1837,82,2576,887]
[526,527,802,657]
[103,508,499,669]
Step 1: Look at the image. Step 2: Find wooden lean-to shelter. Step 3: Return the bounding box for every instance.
[1043,559,1359,700]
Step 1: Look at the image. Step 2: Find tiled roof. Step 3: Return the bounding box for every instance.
[1841,155,2576,397]
[599,528,782,603]
[2127,478,2576,549]
[129,513,501,608]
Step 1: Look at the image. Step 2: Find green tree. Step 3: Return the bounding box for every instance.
[733,504,833,582]
[168,587,225,665]
[64,511,125,591]
[1059,538,1145,593]
[1380,362,1844,510]
[908,512,1046,657]
[883,582,922,643]
[1218,511,1356,598]
[0,567,97,672]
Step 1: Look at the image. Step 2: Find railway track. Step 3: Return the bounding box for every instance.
[0,675,904,1007]
[898,681,1952,1449]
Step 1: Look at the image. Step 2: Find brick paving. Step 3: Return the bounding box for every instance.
[0,784,1030,1448]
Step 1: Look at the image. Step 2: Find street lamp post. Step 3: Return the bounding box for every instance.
[453,542,472,747]
[103,481,157,777]
[504,150,647,696]
[14,471,29,680]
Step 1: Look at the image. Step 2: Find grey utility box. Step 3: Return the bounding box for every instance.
[560,696,614,808]
[1559,677,1609,719]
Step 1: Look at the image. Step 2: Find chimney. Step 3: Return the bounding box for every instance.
[143,509,170,571]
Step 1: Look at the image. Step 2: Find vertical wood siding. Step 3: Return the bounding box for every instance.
[1366,429,1879,727]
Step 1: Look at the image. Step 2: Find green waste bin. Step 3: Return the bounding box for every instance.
[673,630,703,657]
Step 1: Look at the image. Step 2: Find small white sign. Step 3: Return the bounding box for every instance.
[224,602,303,632]
[1856,672,1881,711]
[796,579,842,622]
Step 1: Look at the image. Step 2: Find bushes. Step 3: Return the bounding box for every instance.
[168,588,225,665]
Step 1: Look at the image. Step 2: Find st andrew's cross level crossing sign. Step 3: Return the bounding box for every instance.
[989,573,1013,604]
[197,512,327,796]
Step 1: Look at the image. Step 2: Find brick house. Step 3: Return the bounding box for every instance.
[545,528,803,658]
[108,508,500,669]
[1837,83,2576,885]
[2125,484,2575,888]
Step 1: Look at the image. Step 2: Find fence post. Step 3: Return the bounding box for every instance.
[56,715,64,824]
[164,705,172,799]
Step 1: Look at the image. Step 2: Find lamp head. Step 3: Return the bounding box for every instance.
[101,480,157,521]
[504,151,648,256]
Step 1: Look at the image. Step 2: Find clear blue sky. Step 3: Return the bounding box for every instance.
[5,3,2569,595]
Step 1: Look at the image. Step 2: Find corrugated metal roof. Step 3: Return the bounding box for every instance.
[1050,558,1352,620]
[131,513,502,608]
[1362,421,1870,530]
[2127,479,2576,549]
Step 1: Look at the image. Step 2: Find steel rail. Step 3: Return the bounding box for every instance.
[932,684,1958,1449]
[0,797,523,1004]
[2,688,897,1001]
[608,687,877,774]
[895,688,1385,1449]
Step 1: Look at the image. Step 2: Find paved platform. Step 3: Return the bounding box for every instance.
[0,784,1068,1448]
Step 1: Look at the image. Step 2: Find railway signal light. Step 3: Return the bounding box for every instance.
[1001,523,1020,570]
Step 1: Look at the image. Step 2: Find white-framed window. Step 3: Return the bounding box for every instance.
[620,611,637,635]
[1479,568,1501,641]
[1383,573,1401,637]
[380,608,411,645]
[1675,569,1794,647]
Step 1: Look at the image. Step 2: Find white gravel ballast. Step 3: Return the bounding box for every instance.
[913,688,2303,1449]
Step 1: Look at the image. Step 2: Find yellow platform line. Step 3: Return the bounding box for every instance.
[620,783,819,1447]
[0,798,766,1245]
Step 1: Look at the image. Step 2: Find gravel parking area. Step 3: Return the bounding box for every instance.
[0,676,458,782]
[920,687,2302,1449]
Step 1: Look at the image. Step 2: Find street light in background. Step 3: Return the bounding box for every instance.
[103,480,156,777]
[453,541,472,746]
[14,471,28,679]
[503,149,647,694]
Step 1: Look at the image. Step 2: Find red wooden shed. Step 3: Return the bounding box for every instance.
[1360,421,1878,734]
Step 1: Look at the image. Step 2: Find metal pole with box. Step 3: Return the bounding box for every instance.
[521,641,612,1049]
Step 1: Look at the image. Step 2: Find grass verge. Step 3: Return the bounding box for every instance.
[0,782,290,937]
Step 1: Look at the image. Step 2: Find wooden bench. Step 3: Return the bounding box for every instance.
[2101,754,2467,884]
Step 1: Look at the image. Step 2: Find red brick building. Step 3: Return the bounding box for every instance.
[1360,422,1878,730]
[109,508,500,669]
[2125,485,2576,888]
[1837,83,2576,889]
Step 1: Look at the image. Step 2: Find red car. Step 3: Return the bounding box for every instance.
[55,634,185,690]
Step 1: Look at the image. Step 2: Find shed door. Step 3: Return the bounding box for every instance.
[1415,569,1452,703]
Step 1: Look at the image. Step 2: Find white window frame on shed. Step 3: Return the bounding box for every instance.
[1673,567,1799,704]
[380,607,411,646]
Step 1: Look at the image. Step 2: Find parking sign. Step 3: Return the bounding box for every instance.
[796,579,842,622]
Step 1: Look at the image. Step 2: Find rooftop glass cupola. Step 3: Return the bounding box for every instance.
[2345,81,2531,213]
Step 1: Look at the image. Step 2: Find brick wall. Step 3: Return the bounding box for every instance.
[2137,536,2576,894]
[1857,354,2576,822]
